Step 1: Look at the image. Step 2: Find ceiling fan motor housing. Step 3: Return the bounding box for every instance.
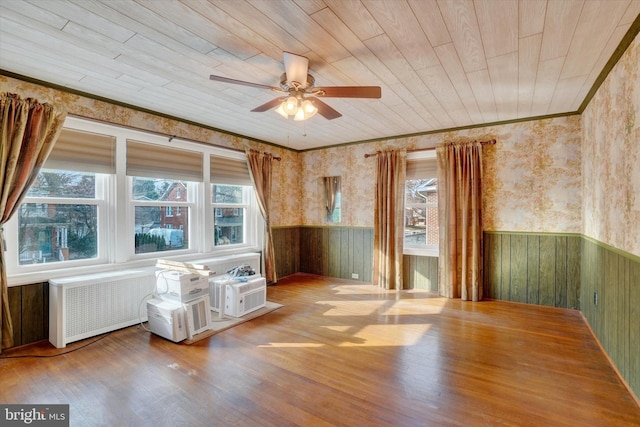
[280,73,315,92]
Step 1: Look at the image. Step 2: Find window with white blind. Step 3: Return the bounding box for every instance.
[405,151,439,256]
[127,140,202,255]
[14,128,113,269]
[210,155,259,249]
[5,116,262,284]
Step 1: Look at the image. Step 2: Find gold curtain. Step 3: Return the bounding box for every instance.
[436,141,484,301]
[245,149,277,284]
[0,93,67,351]
[323,176,340,221]
[373,150,406,290]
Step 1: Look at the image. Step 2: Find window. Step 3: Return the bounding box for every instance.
[404,152,439,256]
[212,184,251,246]
[13,127,115,271]
[210,154,259,249]
[131,177,193,254]
[18,169,104,265]
[5,117,262,284]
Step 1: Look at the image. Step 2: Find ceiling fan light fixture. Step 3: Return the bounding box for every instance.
[274,103,288,119]
[302,99,317,114]
[284,96,299,113]
[275,95,317,121]
[293,108,306,121]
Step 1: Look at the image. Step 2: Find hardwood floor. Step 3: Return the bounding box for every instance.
[1,273,639,426]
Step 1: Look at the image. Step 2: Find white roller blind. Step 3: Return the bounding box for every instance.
[210,155,252,186]
[45,128,116,174]
[127,140,203,182]
[406,157,437,180]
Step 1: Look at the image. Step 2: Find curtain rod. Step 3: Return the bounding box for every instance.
[363,139,496,158]
[67,113,281,160]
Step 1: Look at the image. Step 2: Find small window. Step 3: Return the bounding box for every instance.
[404,178,439,255]
[212,184,250,247]
[404,153,438,256]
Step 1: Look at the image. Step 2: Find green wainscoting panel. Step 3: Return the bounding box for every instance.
[272,226,300,279]
[8,286,21,346]
[580,237,640,399]
[629,260,640,398]
[7,282,48,347]
[484,232,581,309]
[297,226,373,282]
[538,235,557,307]
[403,255,438,291]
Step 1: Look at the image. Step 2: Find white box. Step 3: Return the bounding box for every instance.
[225,276,267,317]
[155,270,208,302]
[147,298,187,342]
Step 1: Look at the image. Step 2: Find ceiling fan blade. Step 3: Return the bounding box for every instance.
[312,86,381,98]
[251,97,287,112]
[209,74,282,92]
[310,97,342,120]
[283,51,309,88]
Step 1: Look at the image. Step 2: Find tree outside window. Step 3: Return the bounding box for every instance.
[18,170,99,264]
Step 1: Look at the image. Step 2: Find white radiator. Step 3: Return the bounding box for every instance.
[49,269,156,348]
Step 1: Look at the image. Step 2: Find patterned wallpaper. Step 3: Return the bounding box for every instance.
[300,115,582,233]
[582,34,639,257]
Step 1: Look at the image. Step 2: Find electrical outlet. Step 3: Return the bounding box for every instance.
[594,291,598,306]
[351,273,359,280]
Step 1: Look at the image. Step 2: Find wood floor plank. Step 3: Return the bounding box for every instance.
[1,273,638,426]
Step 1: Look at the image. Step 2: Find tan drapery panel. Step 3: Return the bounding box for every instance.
[245,149,277,284]
[373,150,406,290]
[323,176,340,221]
[0,93,67,351]
[436,141,484,301]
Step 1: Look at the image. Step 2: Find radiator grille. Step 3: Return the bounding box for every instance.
[64,276,156,338]
[50,270,156,348]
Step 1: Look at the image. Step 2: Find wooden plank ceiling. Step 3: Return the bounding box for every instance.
[1,0,638,151]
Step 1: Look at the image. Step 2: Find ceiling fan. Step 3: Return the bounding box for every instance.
[209,52,381,121]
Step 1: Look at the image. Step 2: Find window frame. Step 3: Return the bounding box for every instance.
[211,183,258,251]
[9,171,110,272]
[129,176,198,258]
[5,116,263,286]
[404,151,439,257]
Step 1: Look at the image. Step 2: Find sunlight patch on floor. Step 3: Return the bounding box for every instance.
[330,324,433,347]
[317,299,388,316]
